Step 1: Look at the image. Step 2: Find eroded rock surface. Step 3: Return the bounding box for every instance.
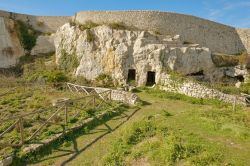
[31,34,55,55]
[54,23,248,85]
[0,17,24,68]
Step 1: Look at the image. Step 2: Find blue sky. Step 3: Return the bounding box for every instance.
[0,0,249,28]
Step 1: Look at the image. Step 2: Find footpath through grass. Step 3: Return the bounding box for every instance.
[27,88,250,166]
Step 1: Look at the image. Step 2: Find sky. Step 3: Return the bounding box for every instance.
[0,0,249,28]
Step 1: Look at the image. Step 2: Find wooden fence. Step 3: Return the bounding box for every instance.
[66,83,112,101]
[0,91,112,149]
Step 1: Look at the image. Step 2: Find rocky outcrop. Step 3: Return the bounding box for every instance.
[75,11,250,55]
[55,23,222,85]
[0,10,70,33]
[0,9,69,68]
[54,23,249,85]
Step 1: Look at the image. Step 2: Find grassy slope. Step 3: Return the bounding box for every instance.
[27,89,250,166]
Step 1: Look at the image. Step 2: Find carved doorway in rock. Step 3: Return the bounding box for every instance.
[146,71,155,86]
[127,69,136,83]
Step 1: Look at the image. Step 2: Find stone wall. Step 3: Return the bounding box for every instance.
[0,10,70,33]
[90,87,139,105]
[75,11,250,55]
[159,74,246,105]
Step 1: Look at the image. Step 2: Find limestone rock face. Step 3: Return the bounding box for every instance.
[0,17,24,68]
[31,35,55,55]
[54,23,244,85]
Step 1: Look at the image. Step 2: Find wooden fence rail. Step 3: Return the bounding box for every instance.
[0,88,113,148]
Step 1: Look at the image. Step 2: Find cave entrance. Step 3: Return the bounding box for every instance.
[127,69,136,83]
[146,71,156,86]
[235,75,244,82]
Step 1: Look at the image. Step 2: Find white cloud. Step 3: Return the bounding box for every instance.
[203,0,250,27]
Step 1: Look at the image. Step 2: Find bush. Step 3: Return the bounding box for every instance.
[70,76,90,86]
[28,71,68,83]
[95,74,114,88]
[58,49,79,72]
[78,20,99,31]
[86,29,95,42]
[14,20,41,52]
[108,22,127,30]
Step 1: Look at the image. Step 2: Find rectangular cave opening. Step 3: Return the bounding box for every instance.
[146,71,156,86]
[127,69,136,83]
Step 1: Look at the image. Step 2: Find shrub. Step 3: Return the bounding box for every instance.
[70,76,90,86]
[14,20,41,52]
[69,20,76,27]
[78,20,99,31]
[95,74,114,88]
[58,49,79,72]
[211,51,248,67]
[86,29,95,42]
[28,71,68,83]
[108,22,127,30]
[125,120,156,145]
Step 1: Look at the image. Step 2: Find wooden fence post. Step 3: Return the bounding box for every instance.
[93,95,96,108]
[19,118,24,145]
[65,104,68,125]
[233,96,236,112]
[109,90,112,100]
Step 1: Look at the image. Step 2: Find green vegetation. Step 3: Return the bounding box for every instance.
[86,29,95,42]
[73,20,137,32]
[204,82,250,95]
[27,70,68,84]
[27,88,250,165]
[211,51,248,67]
[143,87,227,107]
[0,83,123,160]
[78,20,99,31]
[58,49,79,72]
[14,20,41,52]
[163,69,250,95]
[107,22,128,30]
[153,30,162,35]
[103,88,250,166]
[104,118,224,166]
[95,73,114,88]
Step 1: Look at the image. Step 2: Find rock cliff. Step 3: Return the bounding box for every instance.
[54,23,248,85]
[0,17,24,68]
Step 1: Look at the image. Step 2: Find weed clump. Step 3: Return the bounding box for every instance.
[95,74,114,88]
[78,20,99,31]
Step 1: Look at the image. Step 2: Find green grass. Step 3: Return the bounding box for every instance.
[103,89,250,166]
[142,87,228,107]
[20,88,250,166]
[0,83,121,160]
